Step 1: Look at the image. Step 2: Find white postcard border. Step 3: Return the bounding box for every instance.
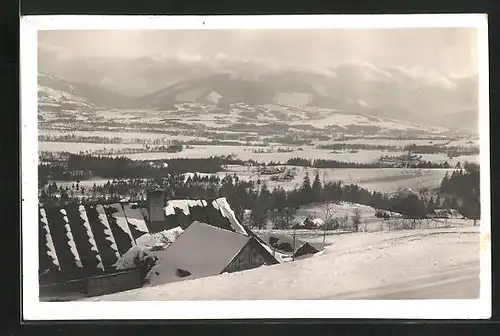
[21,14,491,320]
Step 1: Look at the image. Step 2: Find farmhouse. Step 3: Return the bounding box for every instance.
[375,209,403,219]
[427,208,465,219]
[38,194,279,297]
[146,189,248,235]
[144,221,279,285]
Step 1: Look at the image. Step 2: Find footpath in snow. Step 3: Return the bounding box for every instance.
[84,225,480,301]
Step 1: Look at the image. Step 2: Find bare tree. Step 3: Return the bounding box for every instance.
[320,201,335,243]
[352,208,362,232]
[271,206,298,229]
[339,213,349,231]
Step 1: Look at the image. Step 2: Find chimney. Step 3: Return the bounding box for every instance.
[147,189,165,226]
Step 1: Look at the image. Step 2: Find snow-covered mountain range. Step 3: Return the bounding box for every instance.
[37,55,479,134]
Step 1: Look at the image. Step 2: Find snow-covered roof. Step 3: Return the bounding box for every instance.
[429,208,465,219]
[257,232,316,255]
[39,203,150,278]
[145,222,254,285]
[135,226,184,248]
[39,197,255,279]
[312,218,325,226]
[156,197,249,235]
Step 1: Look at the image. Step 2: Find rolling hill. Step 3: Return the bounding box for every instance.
[38,73,132,108]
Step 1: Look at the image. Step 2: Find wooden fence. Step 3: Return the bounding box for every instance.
[40,268,144,301]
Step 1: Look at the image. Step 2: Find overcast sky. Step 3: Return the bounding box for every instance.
[39,28,479,78]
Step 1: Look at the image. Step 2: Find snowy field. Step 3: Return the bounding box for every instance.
[84,225,479,301]
[222,166,452,193]
[294,201,389,232]
[38,141,145,153]
[287,202,472,236]
[105,145,478,165]
[260,201,473,236]
[38,141,479,166]
[329,138,479,148]
[46,167,451,195]
[38,129,209,142]
[47,179,113,188]
[113,146,401,163]
[44,166,451,195]
[39,129,479,150]
[419,153,479,165]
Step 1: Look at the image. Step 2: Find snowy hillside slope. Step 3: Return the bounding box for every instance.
[84,225,480,301]
[126,100,449,135]
[38,73,131,107]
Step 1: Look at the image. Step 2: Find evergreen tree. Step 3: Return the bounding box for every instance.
[272,187,287,211]
[442,197,451,209]
[435,195,441,208]
[250,200,268,229]
[427,196,436,213]
[311,172,322,203]
[300,172,313,204]
[259,184,272,211]
[440,172,450,193]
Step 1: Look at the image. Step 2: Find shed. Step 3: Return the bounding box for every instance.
[256,232,324,259]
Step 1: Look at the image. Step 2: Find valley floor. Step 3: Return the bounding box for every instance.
[83,224,480,301]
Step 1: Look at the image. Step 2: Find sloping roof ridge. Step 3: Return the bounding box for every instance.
[191,220,249,237]
[246,236,281,265]
[259,231,308,248]
[166,198,206,202]
[295,241,318,252]
[220,237,254,274]
[240,225,280,264]
[40,201,143,209]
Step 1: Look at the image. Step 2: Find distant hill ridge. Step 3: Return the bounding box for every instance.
[37,68,478,134]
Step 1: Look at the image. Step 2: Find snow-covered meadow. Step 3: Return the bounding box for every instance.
[46,166,452,195]
[106,145,478,165]
[84,225,480,301]
[220,166,452,193]
[38,141,146,153]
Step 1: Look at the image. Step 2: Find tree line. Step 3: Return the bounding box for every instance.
[38,151,461,184]
[38,154,243,181]
[438,162,480,223]
[40,165,479,230]
[404,144,479,155]
[318,143,398,151]
[318,142,479,156]
[284,157,452,169]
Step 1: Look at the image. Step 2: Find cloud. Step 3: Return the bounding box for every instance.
[174,53,203,62]
[333,60,393,82]
[215,53,230,61]
[389,66,457,90]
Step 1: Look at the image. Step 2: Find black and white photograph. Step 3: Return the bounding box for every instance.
[21,14,491,320]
